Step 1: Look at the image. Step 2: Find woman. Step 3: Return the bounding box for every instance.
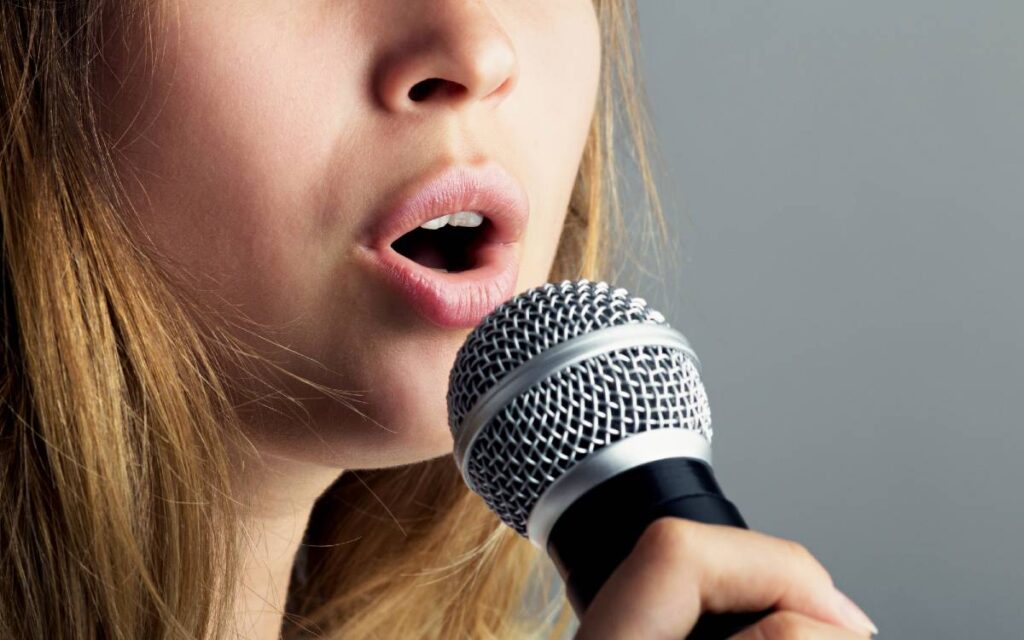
[0,1,877,638]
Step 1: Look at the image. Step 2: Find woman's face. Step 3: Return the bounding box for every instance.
[96,1,600,470]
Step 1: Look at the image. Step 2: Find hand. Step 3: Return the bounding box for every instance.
[573,517,878,640]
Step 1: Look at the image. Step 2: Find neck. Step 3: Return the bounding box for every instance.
[229,449,344,640]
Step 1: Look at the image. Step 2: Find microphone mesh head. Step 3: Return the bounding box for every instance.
[447,280,712,537]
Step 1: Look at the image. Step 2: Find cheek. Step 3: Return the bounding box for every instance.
[105,4,364,326]
[513,4,601,289]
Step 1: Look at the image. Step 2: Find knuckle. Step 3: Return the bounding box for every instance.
[781,538,813,563]
[635,516,699,564]
[781,538,834,588]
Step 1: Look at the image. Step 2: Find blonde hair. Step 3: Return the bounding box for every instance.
[0,0,667,638]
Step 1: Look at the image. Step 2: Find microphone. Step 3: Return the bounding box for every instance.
[446,279,772,639]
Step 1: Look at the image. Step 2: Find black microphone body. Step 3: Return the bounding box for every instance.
[546,456,771,639]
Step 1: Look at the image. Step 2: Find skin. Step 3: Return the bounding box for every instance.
[97,0,599,470]
[95,2,876,638]
[95,0,600,636]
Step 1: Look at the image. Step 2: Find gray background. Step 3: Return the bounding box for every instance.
[616,2,1024,637]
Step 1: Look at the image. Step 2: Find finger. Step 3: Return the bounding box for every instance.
[573,517,873,640]
[729,610,873,639]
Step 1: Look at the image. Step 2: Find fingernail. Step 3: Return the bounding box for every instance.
[832,587,879,636]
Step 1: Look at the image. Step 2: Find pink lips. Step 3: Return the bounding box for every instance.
[357,161,530,329]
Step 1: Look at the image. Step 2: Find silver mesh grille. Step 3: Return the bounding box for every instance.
[446,279,713,537]
[447,280,668,432]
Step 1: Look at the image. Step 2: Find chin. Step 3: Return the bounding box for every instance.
[268,337,464,470]
[341,394,458,470]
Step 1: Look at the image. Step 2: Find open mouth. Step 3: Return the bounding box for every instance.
[389,211,494,273]
[357,162,529,328]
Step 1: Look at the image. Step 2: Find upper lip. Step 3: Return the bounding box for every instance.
[362,160,530,252]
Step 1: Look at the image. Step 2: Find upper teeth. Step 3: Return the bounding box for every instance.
[419,211,484,230]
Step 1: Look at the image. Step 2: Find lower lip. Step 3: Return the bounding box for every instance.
[357,241,521,329]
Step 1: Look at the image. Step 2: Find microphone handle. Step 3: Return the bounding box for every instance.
[546,456,773,640]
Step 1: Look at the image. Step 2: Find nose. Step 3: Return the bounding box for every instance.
[373,1,519,113]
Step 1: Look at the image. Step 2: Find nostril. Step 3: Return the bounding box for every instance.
[409,78,467,102]
[409,78,445,102]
